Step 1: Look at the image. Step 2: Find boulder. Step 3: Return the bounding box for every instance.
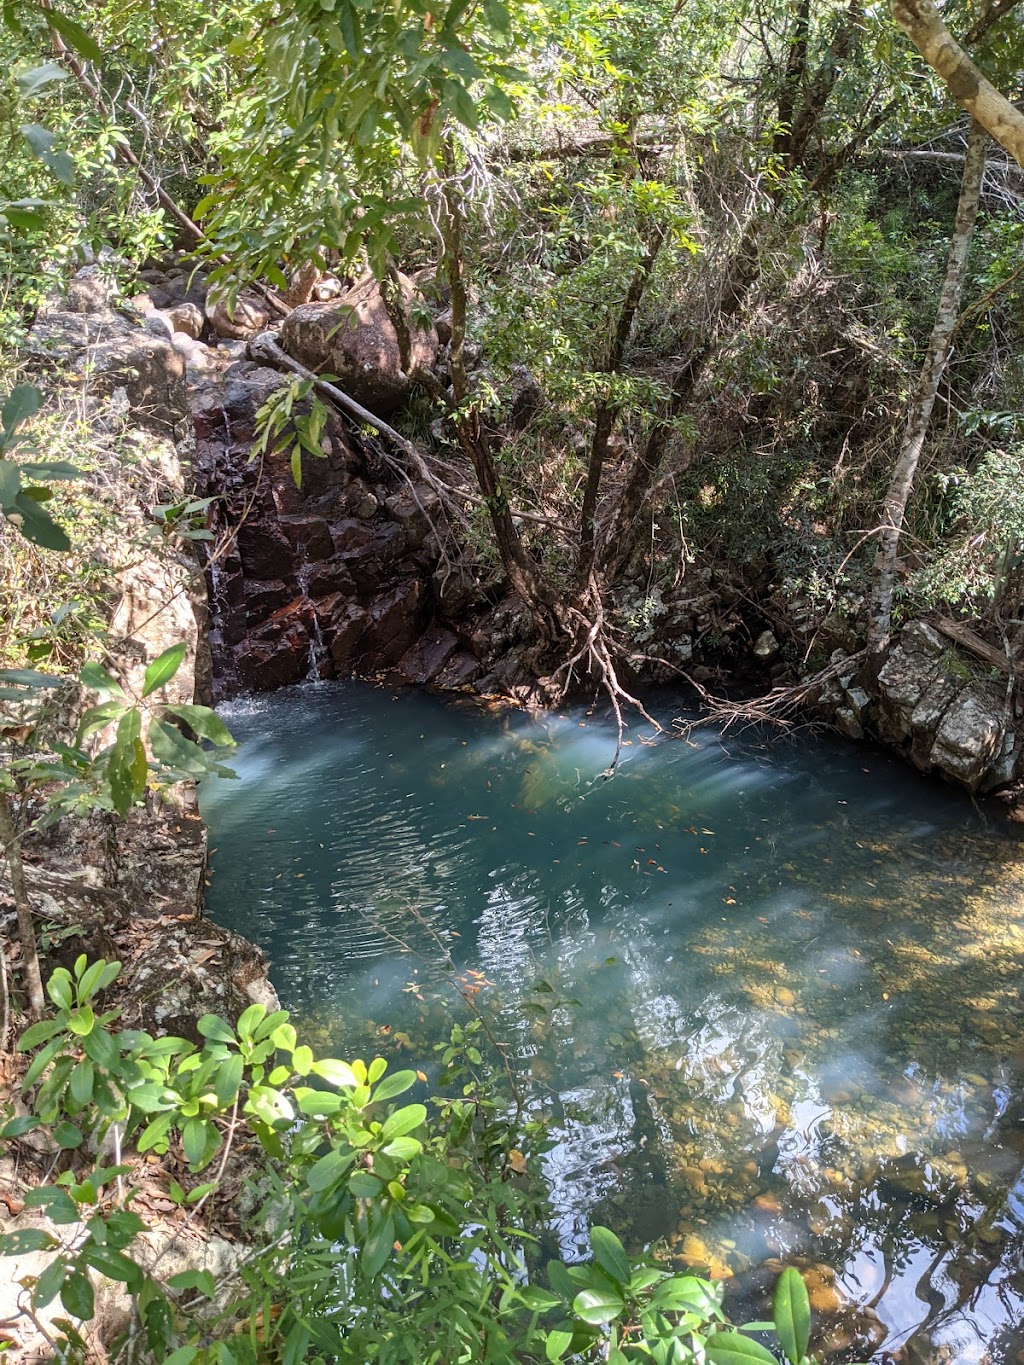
[928,687,1005,789]
[280,272,438,415]
[27,309,188,436]
[208,288,269,340]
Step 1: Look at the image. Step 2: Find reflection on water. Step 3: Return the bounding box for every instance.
[201,681,1024,1362]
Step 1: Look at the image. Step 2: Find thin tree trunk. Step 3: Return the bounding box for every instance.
[577,226,666,585]
[867,120,988,655]
[0,790,45,1021]
[439,145,560,629]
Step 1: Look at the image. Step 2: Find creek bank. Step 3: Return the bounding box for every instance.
[2,273,279,1360]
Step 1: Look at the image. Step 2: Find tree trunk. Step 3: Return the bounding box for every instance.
[867,120,988,656]
[577,226,666,585]
[890,0,1024,167]
[437,143,565,633]
[0,789,45,1021]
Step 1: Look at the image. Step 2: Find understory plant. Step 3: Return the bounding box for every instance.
[0,958,824,1364]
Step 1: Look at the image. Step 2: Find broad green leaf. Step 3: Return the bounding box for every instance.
[19,124,75,185]
[19,460,82,480]
[60,1268,95,1320]
[45,9,104,63]
[16,62,69,100]
[0,463,18,508]
[361,1210,395,1277]
[11,490,70,549]
[79,662,126,697]
[0,1227,58,1254]
[2,385,42,434]
[381,1135,422,1159]
[349,1171,383,1197]
[573,1286,624,1325]
[53,1122,83,1149]
[590,1225,630,1287]
[18,1017,64,1049]
[162,705,235,747]
[182,1116,213,1167]
[371,1069,416,1102]
[34,1255,68,1307]
[69,1057,95,1105]
[773,1266,811,1365]
[705,1332,779,1365]
[545,1328,574,1361]
[197,1014,236,1044]
[307,1146,353,1192]
[311,1057,359,1088]
[214,1052,244,1106]
[380,1103,426,1141]
[142,642,187,697]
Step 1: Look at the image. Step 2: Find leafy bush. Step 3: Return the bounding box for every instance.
[1,959,824,1364]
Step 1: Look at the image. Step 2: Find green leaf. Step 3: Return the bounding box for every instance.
[214,1052,244,1107]
[0,1227,58,1255]
[197,1014,236,1044]
[53,1121,83,1149]
[108,712,147,815]
[0,1114,41,1139]
[162,705,235,747]
[361,1211,395,1277]
[545,1328,574,1361]
[307,1146,353,1192]
[19,124,75,186]
[573,1286,625,1325]
[311,1057,358,1088]
[773,1266,811,1365]
[19,1017,64,1049]
[705,1332,780,1365]
[83,1244,143,1288]
[182,1117,213,1167]
[19,460,82,480]
[60,1268,95,1320]
[371,1069,416,1102]
[521,1286,562,1311]
[282,1321,311,1365]
[142,643,187,697]
[34,1255,68,1307]
[45,9,103,63]
[381,1136,422,1159]
[69,1057,95,1105]
[349,1171,383,1197]
[2,385,42,434]
[11,490,71,549]
[590,1226,630,1287]
[167,1269,217,1297]
[79,662,125,698]
[0,462,18,508]
[380,1103,426,1141]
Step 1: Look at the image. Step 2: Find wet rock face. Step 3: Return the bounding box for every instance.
[190,363,488,699]
[279,272,438,415]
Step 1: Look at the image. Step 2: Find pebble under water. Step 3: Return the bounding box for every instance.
[200,680,1024,1362]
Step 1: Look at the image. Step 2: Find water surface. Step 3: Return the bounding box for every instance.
[201,681,1024,1362]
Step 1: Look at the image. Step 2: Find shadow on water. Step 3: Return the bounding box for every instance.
[200,681,1024,1363]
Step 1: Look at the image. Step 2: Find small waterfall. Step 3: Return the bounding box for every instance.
[297,561,328,681]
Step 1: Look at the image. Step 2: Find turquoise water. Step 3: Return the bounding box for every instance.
[201,681,1024,1361]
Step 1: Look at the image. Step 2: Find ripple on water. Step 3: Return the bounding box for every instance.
[201,680,1024,1361]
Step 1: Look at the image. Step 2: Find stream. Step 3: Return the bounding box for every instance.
[200,680,1024,1362]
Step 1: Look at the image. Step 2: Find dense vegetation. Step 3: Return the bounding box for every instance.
[2,0,1024,701]
[2,0,1024,1359]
